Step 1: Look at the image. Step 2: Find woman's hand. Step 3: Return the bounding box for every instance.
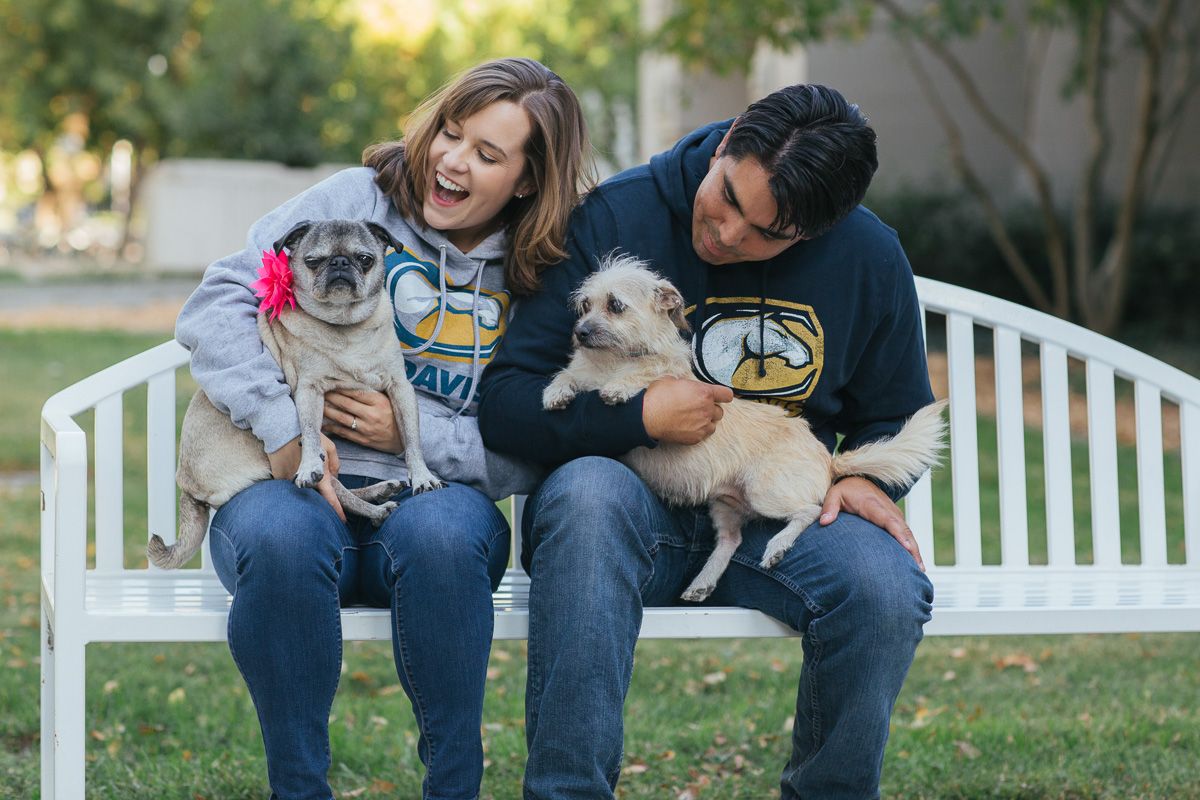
[266,434,345,520]
[323,389,405,454]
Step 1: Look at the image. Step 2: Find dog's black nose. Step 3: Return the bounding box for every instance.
[574,324,591,343]
[329,255,352,270]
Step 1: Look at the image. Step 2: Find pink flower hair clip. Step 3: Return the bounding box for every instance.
[250,247,296,322]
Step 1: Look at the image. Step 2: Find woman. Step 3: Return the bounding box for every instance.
[174,57,594,800]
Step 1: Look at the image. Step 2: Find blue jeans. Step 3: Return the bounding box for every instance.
[520,457,934,800]
[209,477,511,800]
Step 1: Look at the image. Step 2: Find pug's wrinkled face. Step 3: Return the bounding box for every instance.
[272,219,400,326]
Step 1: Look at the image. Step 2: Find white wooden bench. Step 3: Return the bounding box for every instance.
[39,277,1200,798]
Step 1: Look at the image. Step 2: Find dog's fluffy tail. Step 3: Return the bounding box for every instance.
[146,491,209,570]
[831,399,948,491]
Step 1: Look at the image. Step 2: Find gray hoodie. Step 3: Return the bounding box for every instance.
[175,167,546,500]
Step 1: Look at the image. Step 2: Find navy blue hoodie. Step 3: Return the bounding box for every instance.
[478,120,934,500]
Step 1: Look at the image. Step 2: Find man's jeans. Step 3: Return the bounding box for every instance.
[209,477,510,800]
[521,457,934,800]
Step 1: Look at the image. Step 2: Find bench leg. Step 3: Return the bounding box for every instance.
[43,619,86,799]
[40,606,54,800]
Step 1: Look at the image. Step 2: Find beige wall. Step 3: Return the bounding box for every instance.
[637,3,1200,207]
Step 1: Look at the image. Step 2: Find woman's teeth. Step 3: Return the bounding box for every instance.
[437,173,467,193]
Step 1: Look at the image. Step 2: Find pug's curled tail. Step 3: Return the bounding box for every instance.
[147,492,209,569]
[831,399,948,491]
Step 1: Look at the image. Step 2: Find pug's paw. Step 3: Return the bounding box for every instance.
[295,450,326,489]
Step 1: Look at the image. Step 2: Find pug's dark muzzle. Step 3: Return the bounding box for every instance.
[322,255,362,292]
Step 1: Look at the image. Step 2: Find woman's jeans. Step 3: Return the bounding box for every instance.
[209,476,510,800]
[520,457,934,800]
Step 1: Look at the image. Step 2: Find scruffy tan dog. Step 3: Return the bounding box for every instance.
[148,219,445,570]
[543,254,947,602]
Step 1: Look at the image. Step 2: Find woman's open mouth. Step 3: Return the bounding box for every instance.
[433,172,470,206]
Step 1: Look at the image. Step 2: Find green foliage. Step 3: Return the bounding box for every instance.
[0,0,192,153]
[869,186,1200,348]
[152,0,371,165]
[0,0,640,171]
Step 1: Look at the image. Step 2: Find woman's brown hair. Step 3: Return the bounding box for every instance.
[364,58,595,296]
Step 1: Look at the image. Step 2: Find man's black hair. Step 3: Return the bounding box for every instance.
[722,84,878,240]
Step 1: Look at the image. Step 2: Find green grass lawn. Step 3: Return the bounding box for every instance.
[2,329,1198,799]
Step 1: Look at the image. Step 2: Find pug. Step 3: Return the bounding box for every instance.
[148,219,445,570]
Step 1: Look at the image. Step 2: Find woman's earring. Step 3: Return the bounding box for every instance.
[516,193,524,199]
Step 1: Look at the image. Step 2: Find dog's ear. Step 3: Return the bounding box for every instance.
[655,283,691,333]
[364,221,401,255]
[271,221,313,256]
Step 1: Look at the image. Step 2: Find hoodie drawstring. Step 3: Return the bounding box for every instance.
[692,262,770,381]
[400,246,450,358]
[758,263,770,378]
[452,258,487,419]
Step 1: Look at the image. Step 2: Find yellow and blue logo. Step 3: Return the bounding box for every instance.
[384,247,512,364]
[691,297,824,416]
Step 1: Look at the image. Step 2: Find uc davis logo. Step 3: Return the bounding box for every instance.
[385,248,511,364]
[691,297,823,415]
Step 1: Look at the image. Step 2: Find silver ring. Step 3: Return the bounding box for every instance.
[351,417,357,431]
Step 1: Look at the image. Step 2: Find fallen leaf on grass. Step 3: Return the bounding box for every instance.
[993,653,1038,672]
[954,740,982,759]
[371,777,397,792]
[623,760,650,774]
[677,774,711,799]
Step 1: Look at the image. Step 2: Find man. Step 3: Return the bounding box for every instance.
[478,84,935,800]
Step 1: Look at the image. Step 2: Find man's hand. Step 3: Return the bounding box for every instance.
[821,476,925,571]
[266,434,345,520]
[642,377,734,444]
[323,389,404,453]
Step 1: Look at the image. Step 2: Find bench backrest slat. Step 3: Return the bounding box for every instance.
[946,311,983,567]
[94,393,125,573]
[1085,360,1122,567]
[147,372,178,572]
[1040,342,1078,566]
[1183,402,1200,562]
[1134,380,1168,567]
[994,326,1031,566]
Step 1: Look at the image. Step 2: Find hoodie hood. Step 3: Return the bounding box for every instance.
[649,119,732,236]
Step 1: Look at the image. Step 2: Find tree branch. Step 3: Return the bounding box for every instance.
[897,32,1054,314]
[1095,0,1177,334]
[874,0,1072,319]
[1073,3,1111,329]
